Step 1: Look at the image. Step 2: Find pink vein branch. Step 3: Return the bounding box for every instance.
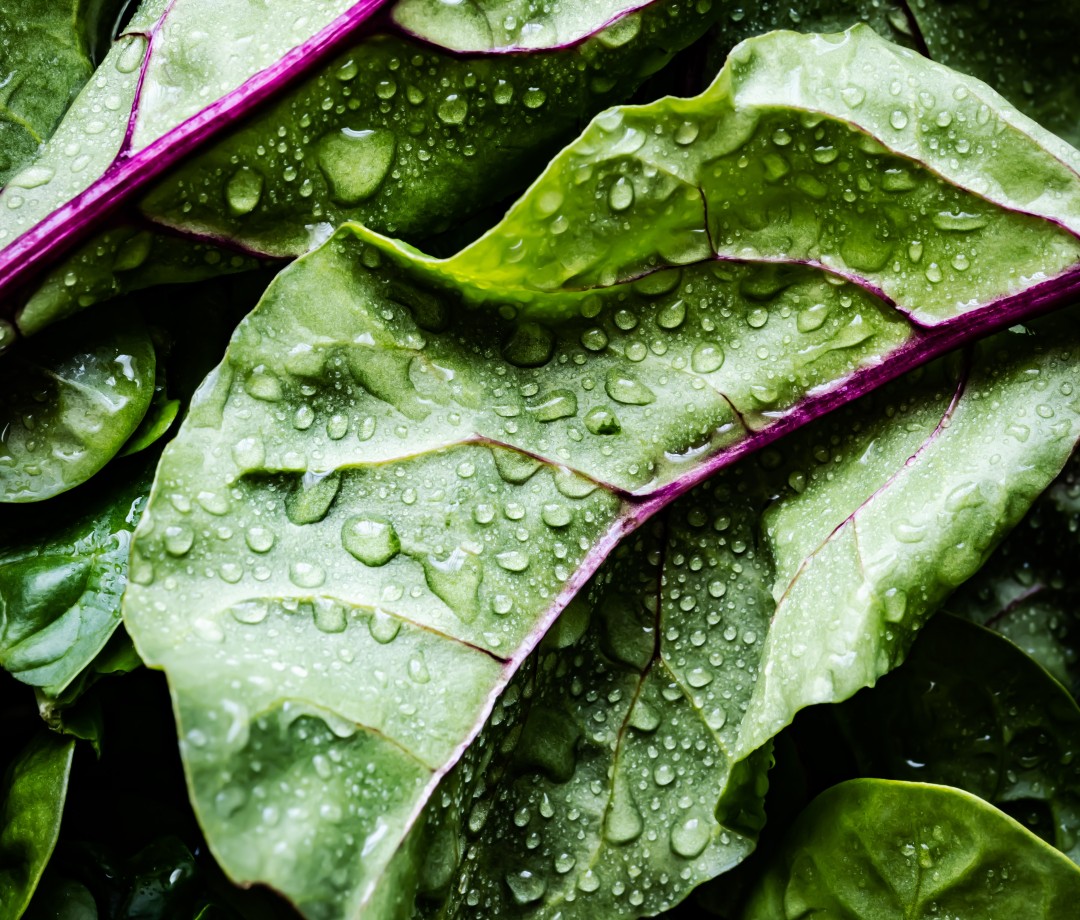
[0,0,394,306]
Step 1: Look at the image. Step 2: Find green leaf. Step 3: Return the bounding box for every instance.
[0,732,75,920]
[13,0,721,334]
[0,454,154,695]
[739,779,1080,919]
[0,307,155,502]
[0,0,122,186]
[836,613,1080,862]
[123,26,1080,914]
[908,0,1080,150]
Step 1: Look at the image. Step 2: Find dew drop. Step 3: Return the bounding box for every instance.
[342,517,400,566]
[671,815,711,858]
[605,370,655,405]
[690,342,724,374]
[317,129,395,204]
[225,167,264,216]
[608,176,635,212]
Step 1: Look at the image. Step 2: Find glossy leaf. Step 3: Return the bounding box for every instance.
[0,455,154,695]
[739,779,1080,919]
[0,0,123,186]
[0,307,155,502]
[0,732,75,920]
[11,0,720,335]
[836,613,1080,862]
[124,26,1080,914]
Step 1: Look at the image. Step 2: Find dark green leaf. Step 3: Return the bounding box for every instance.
[0,732,75,920]
[739,779,1080,919]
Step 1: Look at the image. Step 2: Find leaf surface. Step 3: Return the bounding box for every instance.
[836,613,1080,862]
[0,732,74,920]
[0,307,155,502]
[739,779,1080,919]
[123,26,1080,918]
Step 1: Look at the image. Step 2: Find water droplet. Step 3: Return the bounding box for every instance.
[245,368,283,402]
[226,168,264,216]
[691,342,724,373]
[675,121,699,145]
[541,503,572,528]
[289,562,326,588]
[580,327,609,351]
[369,609,401,643]
[409,653,430,683]
[164,525,194,557]
[841,85,865,107]
[747,307,769,329]
[890,109,909,130]
[317,129,395,204]
[523,87,546,109]
[116,34,147,73]
[605,780,644,844]
[585,407,621,435]
[796,302,829,333]
[505,870,546,905]
[286,471,341,525]
[671,815,711,858]
[932,211,988,232]
[313,599,347,634]
[342,517,400,566]
[493,450,542,483]
[605,370,655,405]
[437,94,468,125]
[425,549,483,622]
[528,390,577,422]
[496,550,529,572]
[503,322,554,367]
[629,699,661,732]
[608,176,635,211]
[246,526,275,553]
[657,299,686,329]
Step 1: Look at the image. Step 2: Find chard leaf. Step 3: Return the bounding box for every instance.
[0,307,155,502]
[739,779,1080,919]
[0,732,75,920]
[124,26,1080,914]
[0,455,153,695]
[0,0,123,186]
[836,613,1080,862]
[0,0,721,337]
[0,0,394,317]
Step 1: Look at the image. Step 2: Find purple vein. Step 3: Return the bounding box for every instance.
[0,0,394,303]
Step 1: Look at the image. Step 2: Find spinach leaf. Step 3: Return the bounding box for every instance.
[836,613,1080,862]
[739,779,1080,919]
[0,732,75,920]
[0,307,155,502]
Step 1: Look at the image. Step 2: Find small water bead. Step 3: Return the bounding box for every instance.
[580,327,609,351]
[746,307,769,329]
[605,370,655,405]
[246,526,275,553]
[289,562,326,588]
[890,110,909,130]
[608,176,635,212]
[504,322,555,367]
[690,343,724,374]
[554,853,576,874]
[951,252,970,271]
[675,121,699,145]
[437,94,468,125]
[496,550,530,572]
[327,414,348,440]
[375,79,397,99]
[493,80,513,104]
[164,525,194,557]
[522,87,547,109]
[369,610,401,644]
[542,504,572,528]
[317,129,395,204]
[342,517,400,566]
[313,600,347,634]
[657,299,686,330]
[116,34,147,73]
[925,263,943,284]
[654,763,676,786]
[409,655,430,683]
[670,816,711,858]
[505,870,546,906]
[584,407,621,435]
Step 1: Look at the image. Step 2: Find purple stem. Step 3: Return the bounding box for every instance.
[0,0,394,309]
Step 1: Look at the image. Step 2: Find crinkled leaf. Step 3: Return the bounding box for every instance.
[12,0,720,335]
[0,454,154,695]
[739,779,1080,919]
[0,0,125,186]
[836,613,1080,862]
[0,307,155,502]
[124,26,1080,915]
[0,732,74,920]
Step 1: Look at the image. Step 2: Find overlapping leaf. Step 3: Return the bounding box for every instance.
[836,613,1080,862]
[739,779,1080,919]
[123,25,1080,915]
[0,732,74,920]
[0,0,723,337]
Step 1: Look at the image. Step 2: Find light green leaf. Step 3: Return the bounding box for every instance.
[0,308,155,502]
[739,780,1080,919]
[0,733,75,920]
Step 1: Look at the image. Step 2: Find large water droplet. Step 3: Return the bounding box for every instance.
[670,815,711,858]
[605,370,655,405]
[342,516,400,566]
[503,322,554,368]
[608,176,635,212]
[425,548,483,622]
[317,129,396,204]
[505,870,546,906]
[226,168,264,216]
[605,779,644,844]
[691,342,724,373]
[286,471,341,525]
[437,94,468,124]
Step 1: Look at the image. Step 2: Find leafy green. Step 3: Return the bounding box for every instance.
[0,307,155,502]
[739,779,1080,919]
[836,613,1080,861]
[0,732,74,920]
